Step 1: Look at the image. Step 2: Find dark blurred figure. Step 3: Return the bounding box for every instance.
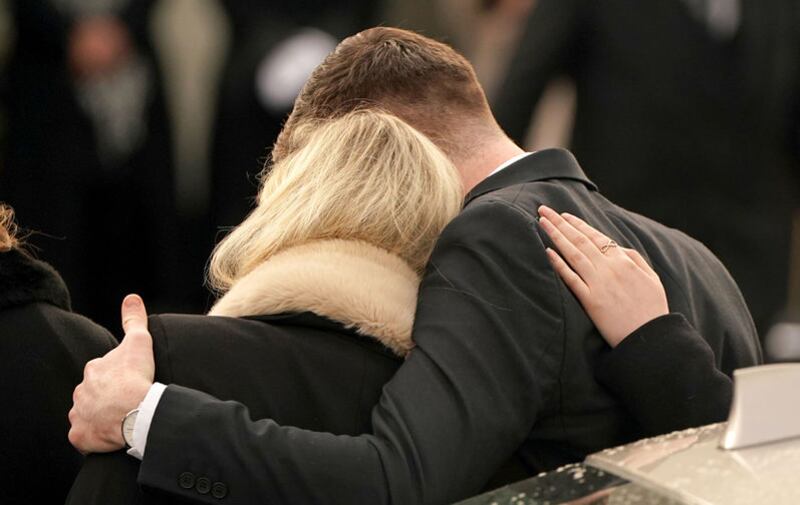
[0,204,117,505]
[494,0,800,335]
[210,1,377,232]
[0,0,177,329]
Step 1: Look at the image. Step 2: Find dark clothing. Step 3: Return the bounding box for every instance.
[0,249,117,505]
[493,0,800,333]
[134,149,761,504]
[150,312,401,433]
[67,312,403,504]
[596,313,734,436]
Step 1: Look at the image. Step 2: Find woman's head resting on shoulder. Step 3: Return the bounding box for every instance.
[0,204,20,253]
[208,109,463,293]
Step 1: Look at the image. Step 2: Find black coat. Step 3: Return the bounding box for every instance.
[0,249,117,505]
[493,0,800,333]
[132,149,760,504]
[67,312,403,504]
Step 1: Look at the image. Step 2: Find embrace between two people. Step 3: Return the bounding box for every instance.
[65,27,760,505]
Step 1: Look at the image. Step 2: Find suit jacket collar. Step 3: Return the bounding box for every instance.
[465,148,597,205]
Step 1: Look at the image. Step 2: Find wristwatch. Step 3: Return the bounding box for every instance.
[121,409,139,449]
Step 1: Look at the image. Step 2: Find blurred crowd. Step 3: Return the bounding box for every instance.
[0,0,798,339]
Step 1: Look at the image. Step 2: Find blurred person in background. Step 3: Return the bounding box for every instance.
[209,0,377,232]
[0,0,177,329]
[494,0,800,336]
[470,0,537,97]
[0,204,117,505]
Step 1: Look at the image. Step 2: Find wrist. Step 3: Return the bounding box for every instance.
[108,379,152,446]
[611,310,670,348]
[126,382,167,460]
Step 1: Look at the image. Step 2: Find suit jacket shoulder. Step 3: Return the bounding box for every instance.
[463,149,759,459]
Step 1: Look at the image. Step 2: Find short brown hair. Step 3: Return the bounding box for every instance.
[273,27,495,162]
[0,204,20,252]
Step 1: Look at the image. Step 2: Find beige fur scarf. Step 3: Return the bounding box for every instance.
[209,240,419,356]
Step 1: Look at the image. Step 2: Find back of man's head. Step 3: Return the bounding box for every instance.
[273,27,500,163]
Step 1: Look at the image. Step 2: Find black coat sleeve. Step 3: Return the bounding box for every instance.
[136,200,565,504]
[492,0,585,143]
[595,313,733,436]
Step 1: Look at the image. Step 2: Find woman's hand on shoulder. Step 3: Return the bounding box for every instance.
[536,205,669,347]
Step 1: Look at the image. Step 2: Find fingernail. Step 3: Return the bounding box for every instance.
[124,295,141,308]
[539,216,552,228]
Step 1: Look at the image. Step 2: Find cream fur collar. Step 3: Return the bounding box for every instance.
[209,240,419,356]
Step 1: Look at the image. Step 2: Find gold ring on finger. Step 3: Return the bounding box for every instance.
[600,239,618,254]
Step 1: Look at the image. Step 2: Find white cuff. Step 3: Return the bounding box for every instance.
[126,382,167,460]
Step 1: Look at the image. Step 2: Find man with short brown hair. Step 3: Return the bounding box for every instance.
[274,27,495,167]
[69,27,759,504]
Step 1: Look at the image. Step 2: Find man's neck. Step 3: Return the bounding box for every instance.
[457,137,525,193]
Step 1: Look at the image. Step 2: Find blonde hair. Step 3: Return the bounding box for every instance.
[208,110,463,292]
[0,204,20,252]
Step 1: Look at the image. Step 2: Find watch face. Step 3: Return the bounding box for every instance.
[122,410,138,447]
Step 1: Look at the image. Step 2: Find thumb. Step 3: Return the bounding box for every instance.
[120,294,151,350]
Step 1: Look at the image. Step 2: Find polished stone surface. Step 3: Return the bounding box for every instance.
[457,422,800,504]
[455,463,681,505]
[587,423,800,505]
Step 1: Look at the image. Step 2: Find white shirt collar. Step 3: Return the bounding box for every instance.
[488,152,533,178]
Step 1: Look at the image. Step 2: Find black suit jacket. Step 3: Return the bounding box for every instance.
[67,311,402,504]
[493,0,800,332]
[0,250,117,505]
[135,149,760,504]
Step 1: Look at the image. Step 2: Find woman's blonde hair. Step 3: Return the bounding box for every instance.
[208,109,463,292]
[0,204,20,252]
